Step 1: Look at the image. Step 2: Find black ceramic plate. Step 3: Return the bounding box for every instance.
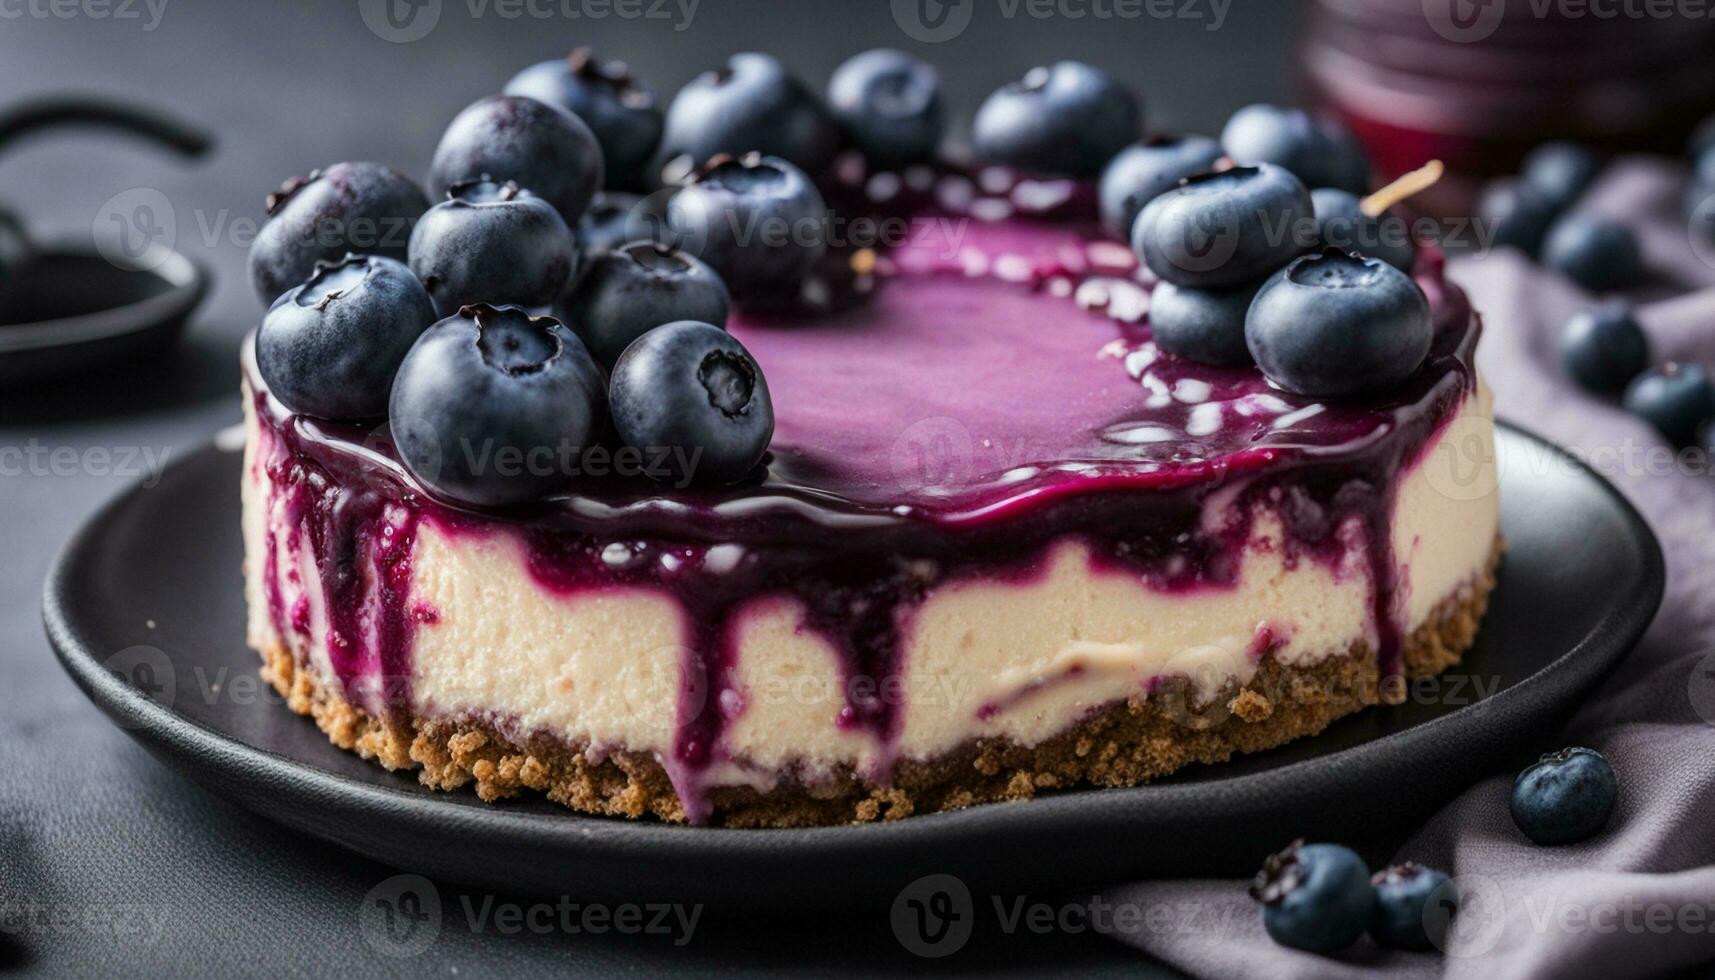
[0,245,208,387]
[43,423,1662,908]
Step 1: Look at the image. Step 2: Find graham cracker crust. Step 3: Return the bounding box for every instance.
[258,539,1500,828]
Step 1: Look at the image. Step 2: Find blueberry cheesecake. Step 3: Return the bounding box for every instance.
[240,51,1499,827]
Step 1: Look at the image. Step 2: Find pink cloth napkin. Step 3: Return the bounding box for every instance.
[1104,158,1715,978]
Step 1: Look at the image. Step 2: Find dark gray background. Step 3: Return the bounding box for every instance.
[0,0,1293,974]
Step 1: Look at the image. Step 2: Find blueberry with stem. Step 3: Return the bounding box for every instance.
[257,254,437,420]
[971,61,1141,179]
[505,48,662,192]
[409,178,576,316]
[428,94,603,226]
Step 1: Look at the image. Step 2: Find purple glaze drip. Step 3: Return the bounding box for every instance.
[257,388,422,709]
[246,162,1480,822]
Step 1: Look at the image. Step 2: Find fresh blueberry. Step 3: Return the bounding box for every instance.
[574,192,668,257]
[1310,187,1416,272]
[1148,280,1257,367]
[1561,302,1650,395]
[655,53,837,182]
[1478,179,1561,258]
[1220,104,1370,195]
[256,254,437,420]
[504,48,662,192]
[667,153,826,296]
[409,179,576,316]
[1542,214,1644,292]
[1521,141,1602,211]
[1249,840,1376,953]
[1623,362,1715,446]
[609,320,773,486]
[428,94,603,226]
[560,241,730,368]
[1511,747,1619,845]
[1247,248,1433,398]
[971,61,1141,179]
[247,162,429,305]
[1098,135,1225,241]
[827,48,944,170]
[1133,163,1311,289]
[389,304,607,508]
[1369,863,1455,950]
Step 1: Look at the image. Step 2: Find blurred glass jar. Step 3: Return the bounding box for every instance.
[1302,0,1715,211]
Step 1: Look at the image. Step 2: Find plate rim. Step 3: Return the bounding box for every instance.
[41,420,1665,868]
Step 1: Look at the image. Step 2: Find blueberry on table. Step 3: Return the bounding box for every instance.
[666,153,826,296]
[1246,249,1433,398]
[827,48,944,170]
[1220,104,1370,195]
[1148,280,1257,367]
[1369,863,1455,950]
[1249,840,1376,953]
[1560,302,1650,395]
[1511,747,1619,845]
[560,241,730,368]
[428,94,603,226]
[655,53,837,181]
[1098,135,1224,241]
[247,162,428,305]
[1520,141,1603,211]
[504,48,662,193]
[256,254,437,420]
[1623,362,1715,446]
[1133,163,1312,289]
[1542,214,1644,292]
[1310,187,1416,273]
[390,305,607,508]
[409,179,576,316]
[971,61,1141,179]
[1478,179,1561,259]
[609,320,773,486]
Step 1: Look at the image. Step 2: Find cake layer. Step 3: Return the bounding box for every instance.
[253,546,1497,827]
